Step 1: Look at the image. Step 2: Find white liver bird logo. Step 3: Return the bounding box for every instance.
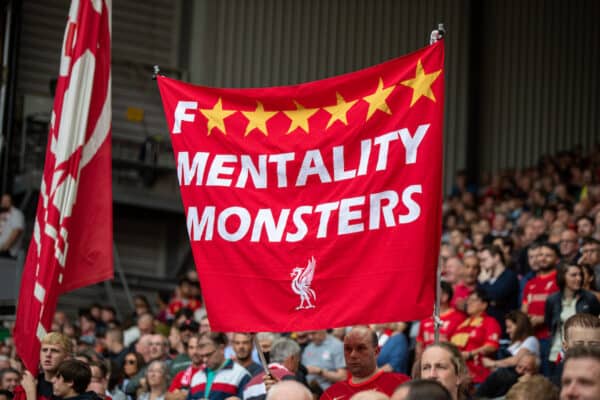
[291,256,317,310]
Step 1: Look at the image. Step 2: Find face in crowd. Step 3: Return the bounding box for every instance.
[343,327,378,379]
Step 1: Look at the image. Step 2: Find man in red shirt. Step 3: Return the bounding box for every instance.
[416,281,465,358]
[166,334,204,400]
[167,278,202,319]
[521,242,559,375]
[320,326,409,400]
[451,253,480,312]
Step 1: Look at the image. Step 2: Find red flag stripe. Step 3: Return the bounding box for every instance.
[14,0,113,372]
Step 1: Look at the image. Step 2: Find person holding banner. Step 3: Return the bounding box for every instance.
[320,327,409,400]
[18,333,73,400]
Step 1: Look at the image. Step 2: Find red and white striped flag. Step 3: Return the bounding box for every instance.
[14,0,112,372]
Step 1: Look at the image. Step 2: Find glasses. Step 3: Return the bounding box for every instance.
[199,349,217,360]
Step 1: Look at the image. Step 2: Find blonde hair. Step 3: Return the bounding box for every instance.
[417,342,470,400]
[41,332,73,356]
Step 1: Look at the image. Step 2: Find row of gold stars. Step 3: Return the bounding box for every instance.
[199,59,441,137]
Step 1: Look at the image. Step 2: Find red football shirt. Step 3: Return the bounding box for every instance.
[320,371,409,400]
[450,313,501,384]
[168,365,201,392]
[417,308,466,347]
[522,270,558,339]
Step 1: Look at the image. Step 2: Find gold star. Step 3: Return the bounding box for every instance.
[241,101,278,136]
[283,101,319,134]
[198,98,236,135]
[363,78,395,120]
[400,59,442,107]
[323,93,358,129]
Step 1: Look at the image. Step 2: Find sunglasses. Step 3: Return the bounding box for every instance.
[125,359,137,365]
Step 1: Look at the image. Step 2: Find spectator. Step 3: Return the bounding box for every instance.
[126,335,169,397]
[560,229,580,264]
[87,361,117,400]
[21,332,73,400]
[0,194,24,258]
[476,310,540,398]
[50,359,94,400]
[168,319,198,376]
[416,342,469,400]
[244,338,302,400]
[231,333,262,377]
[265,381,311,400]
[377,329,409,375]
[576,216,595,242]
[521,242,560,373]
[477,245,520,333]
[579,238,600,288]
[504,374,558,400]
[320,327,409,399]
[0,369,20,393]
[100,306,118,327]
[441,257,463,286]
[580,264,600,300]
[120,352,145,396]
[451,253,479,312]
[188,332,250,400]
[391,379,452,400]
[549,312,600,387]
[104,327,127,368]
[301,330,346,393]
[135,335,153,364]
[167,278,201,321]
[560,345,600,400]
[124,313,155,349]
[450,288,501,384]
[137,361,168,400]
[545,263,600,376]
[415,282,465,358]
[166,334,203,400]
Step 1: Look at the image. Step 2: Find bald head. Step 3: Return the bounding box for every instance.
[266,381,311,400]
[344,326,379,380]
[351,391,390,400]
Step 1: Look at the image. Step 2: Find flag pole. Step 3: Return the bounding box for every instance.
[430,23,445,344]
[253,333,271,375]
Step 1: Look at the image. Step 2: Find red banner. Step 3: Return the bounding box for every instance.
[157,41,444,332]
[14,0,112,372]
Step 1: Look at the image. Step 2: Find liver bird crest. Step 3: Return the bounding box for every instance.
[291,256,316,310]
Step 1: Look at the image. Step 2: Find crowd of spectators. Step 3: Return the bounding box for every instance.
[0,146,600,399]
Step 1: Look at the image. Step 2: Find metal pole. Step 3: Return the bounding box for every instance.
[113,242,135,312]
[434,253,442,343]
[430,23,445,344]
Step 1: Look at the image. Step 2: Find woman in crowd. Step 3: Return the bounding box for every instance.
[482,310,539,369]
[137,360,169,400]
[581,263,600,301]
[417,342,470,400]
[121,352,145,397]
[475,310,539,398]
[450,288,502,385]
[545,263,600,372]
